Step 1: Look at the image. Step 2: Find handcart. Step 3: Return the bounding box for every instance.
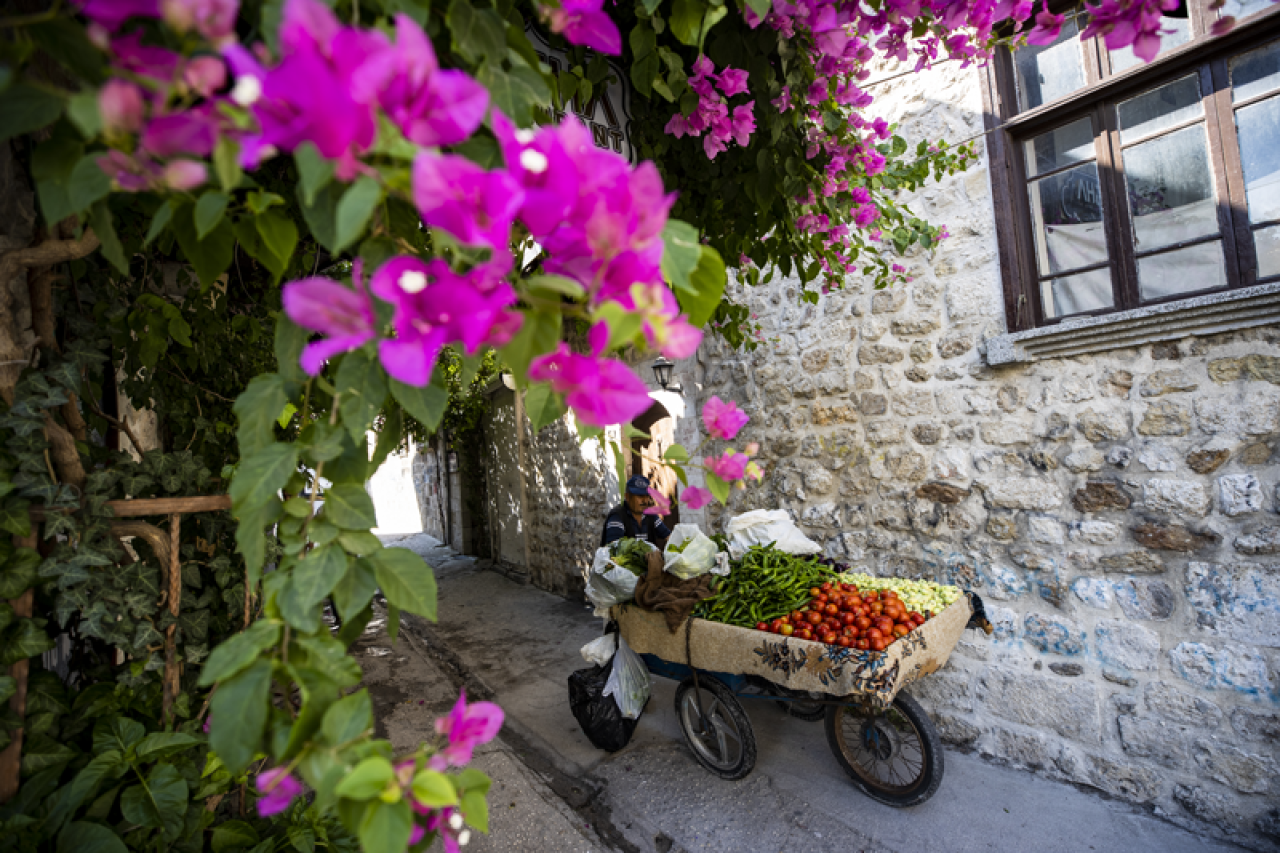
[610,592,990,808]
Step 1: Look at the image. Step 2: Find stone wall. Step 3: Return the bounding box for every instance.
[693,61,1280,850]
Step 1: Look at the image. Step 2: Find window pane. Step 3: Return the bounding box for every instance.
[1118,75,1203,143]
[1254,224,1280,278]
[1235,95,1280,221]
[1015,13,1085,112]
[1137,241,1227,300]
[1110,18,1191,74]
[1042,268,1114,319]
[1024,117,1095,177]
[1029,163,1108,276]
[1124,124,1218,250]
[1219,0,1274,22]
[1233,39,1280,103]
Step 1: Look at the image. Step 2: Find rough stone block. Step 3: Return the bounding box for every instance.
[988,728,1054,770]
[810,401,859,425]
[980,421,1031,446]
[1136,444,1179,472]
[1076,408,1131,442]
[975,477,1062,511]
[1027,516,1065,545]
[864,421,905,445]
[909,340,932,364]
[1195,390,1280,436]
[1131,523,1219,552]
[1143,478,1211,517]
[1207,353,1280,384]
[1087,755,1161,803]
[885,449,928,482]
[1097,550,1165,573]
[912,422,943,445]
[1259,809,1280,842]
[1118,714,1190,766]
[934,713,981,747]
[1239,440,1273,465]
[978,666,1100,744]
[907,667,974,712]
[1102,369,1135,398]
[1095,619,1160,672]
[1038,411,1072,440]
[1138,400,1191,436]
[1230,707,1280,742]
[1069,520,1122,544]
[915,482,970,504]
[891,314,940,337]
[1048,662,1083,676]
[1072,578,1114,609]
[1169,641,1275,693]
[1073,480,1132,513]
[1193,741,1276,794]
[1140,368,1199,397]
[1063,446,1106,472]
[981,564,1026,600]
[858,343,904,365]
[937,331,973,359]
[856,392,888,415]
[1008,547,1055,572]
[800,348,833,372]
[1173,785,1243,833]
[1188,446,1232,474]
[1218,474,1262,516]
[870,287,907,314]
[987,514,1017,542]
[1144,681,1225,727]
[1184,561,1280,647]
[1107,446,1134,468]
[893,388,934,417]
[1115,578,1176,621]
[1023,613,1086,655]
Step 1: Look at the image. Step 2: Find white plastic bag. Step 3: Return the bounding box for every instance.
[580,633,618,666]
[603,636,651,720]
[663,524,718,579]
[725,509,822,560]
[584,545,644,616]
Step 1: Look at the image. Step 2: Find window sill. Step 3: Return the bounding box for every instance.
[985,282,1280,365]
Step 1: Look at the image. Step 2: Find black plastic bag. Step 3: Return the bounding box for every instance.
[568,663,639,752]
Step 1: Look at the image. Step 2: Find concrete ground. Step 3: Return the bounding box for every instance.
[376,532,1247,853]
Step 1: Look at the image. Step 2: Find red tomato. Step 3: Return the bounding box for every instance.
[816,594,829,604]
[756,622,769,631]
[855,616,871,630]
[770,619,784,632]
[780,623,795,636]
[856,638,870,651]
[866,628,883,641]
[790,611,805,623]
[796,628,812,641]
[908,611,923,623]
[840,612,855,626]
[806,611,823,625]
[824,603,839,616]
[809,587,822,597]
[893,624,910,638]
[822,632,837,645]
[871,638,888,652]
[837,637,852,648]
[821,582,833,591]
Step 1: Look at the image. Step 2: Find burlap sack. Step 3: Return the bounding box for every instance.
[613,594,972,709]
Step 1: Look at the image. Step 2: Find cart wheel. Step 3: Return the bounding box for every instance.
[674,676,757,780]
[824,690,943,807]
[775,694,826,722]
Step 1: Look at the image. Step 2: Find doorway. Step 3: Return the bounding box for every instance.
[630,400,679,529]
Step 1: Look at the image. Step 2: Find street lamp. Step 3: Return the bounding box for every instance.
[652,356,675,390]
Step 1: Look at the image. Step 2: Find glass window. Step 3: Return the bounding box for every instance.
[1137,241,1228,299]
[1024,117,1095,177]
[1042,267,1115,318]
[1254,223,1280,276]
[1123,124,1219,249]
[1110,17,1192,74]
[1231,39,1280,102]
[1234,97,1280,221]
[1014,12,1086,112]
[1030,164,1109,276]
[1118,74,1204,143]
[1218,0,1274,22]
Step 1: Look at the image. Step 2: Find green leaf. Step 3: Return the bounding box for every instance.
[477,63,551,127]
[28,19,105,82]
[337,529,383,555]
[705,473,730,504]
[670,0,707,45]
[0,501,32,538]
[323,484,378,530]
[661,220,701,292]
[369,548,437,621]
[359,799,413,853]
[335,347,387,442]
[67,154,110,214]
[678,244,727,328]
[45,750,125,833]
[526,274,586,301]
[144,201,173,246]
[256,209,298,274]
[230,443,299,513]
[199,620,281,686]
[235,373,288,457]
[31,131,82,226]
[389,377,448,432]
[21,733,76,774]
[212,820,260,853]
[295,142,333,207]
[58,821,128,853]
[236,498,282,587]
[214,137,242,192]
[447,0,508,66]
[321,689,372,746]
[334,176,382,254]
[209,658,273,774]
[89,201,127,274]
[288,826,316,853]
[195,191,230,240]
[293,545,348,607]
[332,557,378,622]
[277,402,298,429]
[298,181,339,253]
[411,770,458,807]
[501,307,561,379]
[592,301,644,351]
[134,732,203,762]
[335,756,394,800]
[387,603,400,642]
[745,0,771,19]
[172,202,235,289]
[524,384,564,432]
[663,444,689,463]
[2,619,55,665]
[66,91,101,139]
[0,676,14,704]
[120,763,188,841]
[275,318,309,384]
[461,788,490,833]
[93,717,144,755]
[0,84,64,143]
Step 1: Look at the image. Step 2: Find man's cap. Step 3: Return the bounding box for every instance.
[626,475,651,496]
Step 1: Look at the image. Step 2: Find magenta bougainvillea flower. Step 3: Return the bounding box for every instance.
[99,80,146,137]
[78,0,161,31]
[183,55,227,97]
[491,112,582,238]
[434,689,504,767]
[680,485,713,510]
[162,0,238,45]
[163,159,208,190]
[282,261,377,374]
[351,14,488,148]
[412,152,524,252]
[369,256,522,387]
[540,0,621,55]
[704,450,750,481]
[702,396,749,441]
[642,487,671,516]
[141,106,219,157]
[255,767,303,816]
[528,323,653,427]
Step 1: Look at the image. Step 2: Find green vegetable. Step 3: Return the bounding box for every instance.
[609,538,654,576]
[693,545,837,628]
[839,572,962,616]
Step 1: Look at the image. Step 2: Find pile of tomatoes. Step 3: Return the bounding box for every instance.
[754,581,929,652]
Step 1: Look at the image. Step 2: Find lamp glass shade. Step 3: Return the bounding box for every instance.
[652,357,674,389]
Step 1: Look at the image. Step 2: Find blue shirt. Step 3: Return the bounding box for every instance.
[600,503,671,547]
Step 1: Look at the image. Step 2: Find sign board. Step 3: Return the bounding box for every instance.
[525,26,636,164]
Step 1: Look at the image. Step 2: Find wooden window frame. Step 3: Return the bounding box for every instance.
[983,2,1280,332]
